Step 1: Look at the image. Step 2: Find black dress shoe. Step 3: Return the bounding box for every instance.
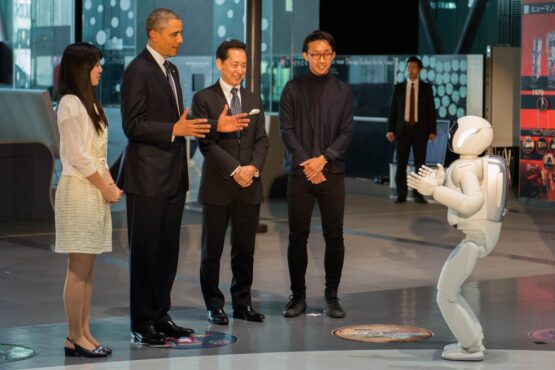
[208,308,229,325]
[131,325,166,345]
[395,197,406,204]
[155,319,194,338]
[232,304,265,322]
[282,295,306,317]
[64,337,108,358]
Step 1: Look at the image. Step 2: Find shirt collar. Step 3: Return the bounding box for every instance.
[146,44,167,72]
[219,78,241,97]
[408,78,419,86]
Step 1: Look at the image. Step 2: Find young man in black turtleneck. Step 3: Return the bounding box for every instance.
[279,30,353,319]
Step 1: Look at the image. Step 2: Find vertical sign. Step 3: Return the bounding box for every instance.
[520,1,555,200]
[13,0,31,88]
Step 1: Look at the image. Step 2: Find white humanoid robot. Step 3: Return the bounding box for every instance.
[407,115,507,361]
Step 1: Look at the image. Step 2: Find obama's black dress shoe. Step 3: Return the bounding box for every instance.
[155,319,194,338]
[131,325,166,345]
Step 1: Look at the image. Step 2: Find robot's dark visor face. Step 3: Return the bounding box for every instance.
[448,120,458,152]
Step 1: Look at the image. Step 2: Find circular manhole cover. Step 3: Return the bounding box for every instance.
[332,324,433,343]
[168,331,237,349]
[529,328,555,342]
[0,344,37,363]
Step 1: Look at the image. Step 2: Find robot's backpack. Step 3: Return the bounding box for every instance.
[483,155,508,222]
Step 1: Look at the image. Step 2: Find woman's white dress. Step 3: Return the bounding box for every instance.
[54,95,112,254]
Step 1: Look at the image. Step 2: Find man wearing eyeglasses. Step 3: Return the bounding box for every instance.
[279,30,353,319]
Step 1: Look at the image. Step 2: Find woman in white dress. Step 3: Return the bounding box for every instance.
[55,42,122,358]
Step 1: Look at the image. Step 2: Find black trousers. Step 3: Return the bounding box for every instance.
[395,124,429,198]
[126,190,185,331]
[287,173,345,296]
[200,199,260,310]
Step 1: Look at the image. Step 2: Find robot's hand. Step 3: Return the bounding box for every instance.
[418,164,445,185]
[407,171,437,196]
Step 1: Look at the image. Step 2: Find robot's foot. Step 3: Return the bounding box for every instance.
[442,343,484,361]
[443,342,486,353]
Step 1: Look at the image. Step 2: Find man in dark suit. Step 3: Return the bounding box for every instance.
[387,56,437,204]
[120,9,249,345]
[192,39,268,325]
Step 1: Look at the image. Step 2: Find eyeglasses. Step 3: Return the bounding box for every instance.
[307,52,334,60]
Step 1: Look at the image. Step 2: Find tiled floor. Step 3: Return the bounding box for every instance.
[2,175,555,369]
[3,108,555,368]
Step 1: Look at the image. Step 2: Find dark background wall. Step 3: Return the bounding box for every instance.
[319,0,419,55]
[320,1,520,56]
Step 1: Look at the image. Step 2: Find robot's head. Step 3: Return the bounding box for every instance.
[448,115,493,155]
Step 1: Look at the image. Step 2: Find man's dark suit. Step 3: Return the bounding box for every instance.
[191,81,268,311]
[387,80,437,199]
[120,48,187,332]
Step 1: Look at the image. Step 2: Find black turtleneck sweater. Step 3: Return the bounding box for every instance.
[306,71,330,157]
[279,70,354,175]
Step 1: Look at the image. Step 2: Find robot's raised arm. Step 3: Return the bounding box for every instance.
[432,171,484,217]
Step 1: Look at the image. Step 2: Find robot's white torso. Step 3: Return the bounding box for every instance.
[441,155,507,257]
[444,158,483,226]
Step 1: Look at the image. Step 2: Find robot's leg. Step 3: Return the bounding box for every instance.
[443,296,485,353]
[437,240,484,361]
[458,295,484,339]
[442,295,484,351]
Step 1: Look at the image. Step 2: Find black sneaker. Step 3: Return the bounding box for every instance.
[323,297,345,318]
[282,295,306,317]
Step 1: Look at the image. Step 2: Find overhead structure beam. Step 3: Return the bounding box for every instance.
[455,0,489,54]
[246,0,262,95]
[419,0,444,54]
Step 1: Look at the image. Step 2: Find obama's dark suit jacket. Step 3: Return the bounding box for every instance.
[120,48,187,331]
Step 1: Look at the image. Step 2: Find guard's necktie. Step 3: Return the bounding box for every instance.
[408,82,416,125]
[164,61,180,115]
[230,87,242,138]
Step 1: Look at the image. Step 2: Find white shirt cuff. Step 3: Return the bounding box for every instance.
[230,166,241,176]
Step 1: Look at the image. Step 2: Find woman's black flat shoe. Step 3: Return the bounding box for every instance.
[65,337,107,358]
[96,345,112,355]
[64,347,78,357]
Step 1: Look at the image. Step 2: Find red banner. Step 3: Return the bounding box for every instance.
[520,0,555,200]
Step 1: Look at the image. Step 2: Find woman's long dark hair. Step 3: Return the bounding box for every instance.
[57,42,107,134]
